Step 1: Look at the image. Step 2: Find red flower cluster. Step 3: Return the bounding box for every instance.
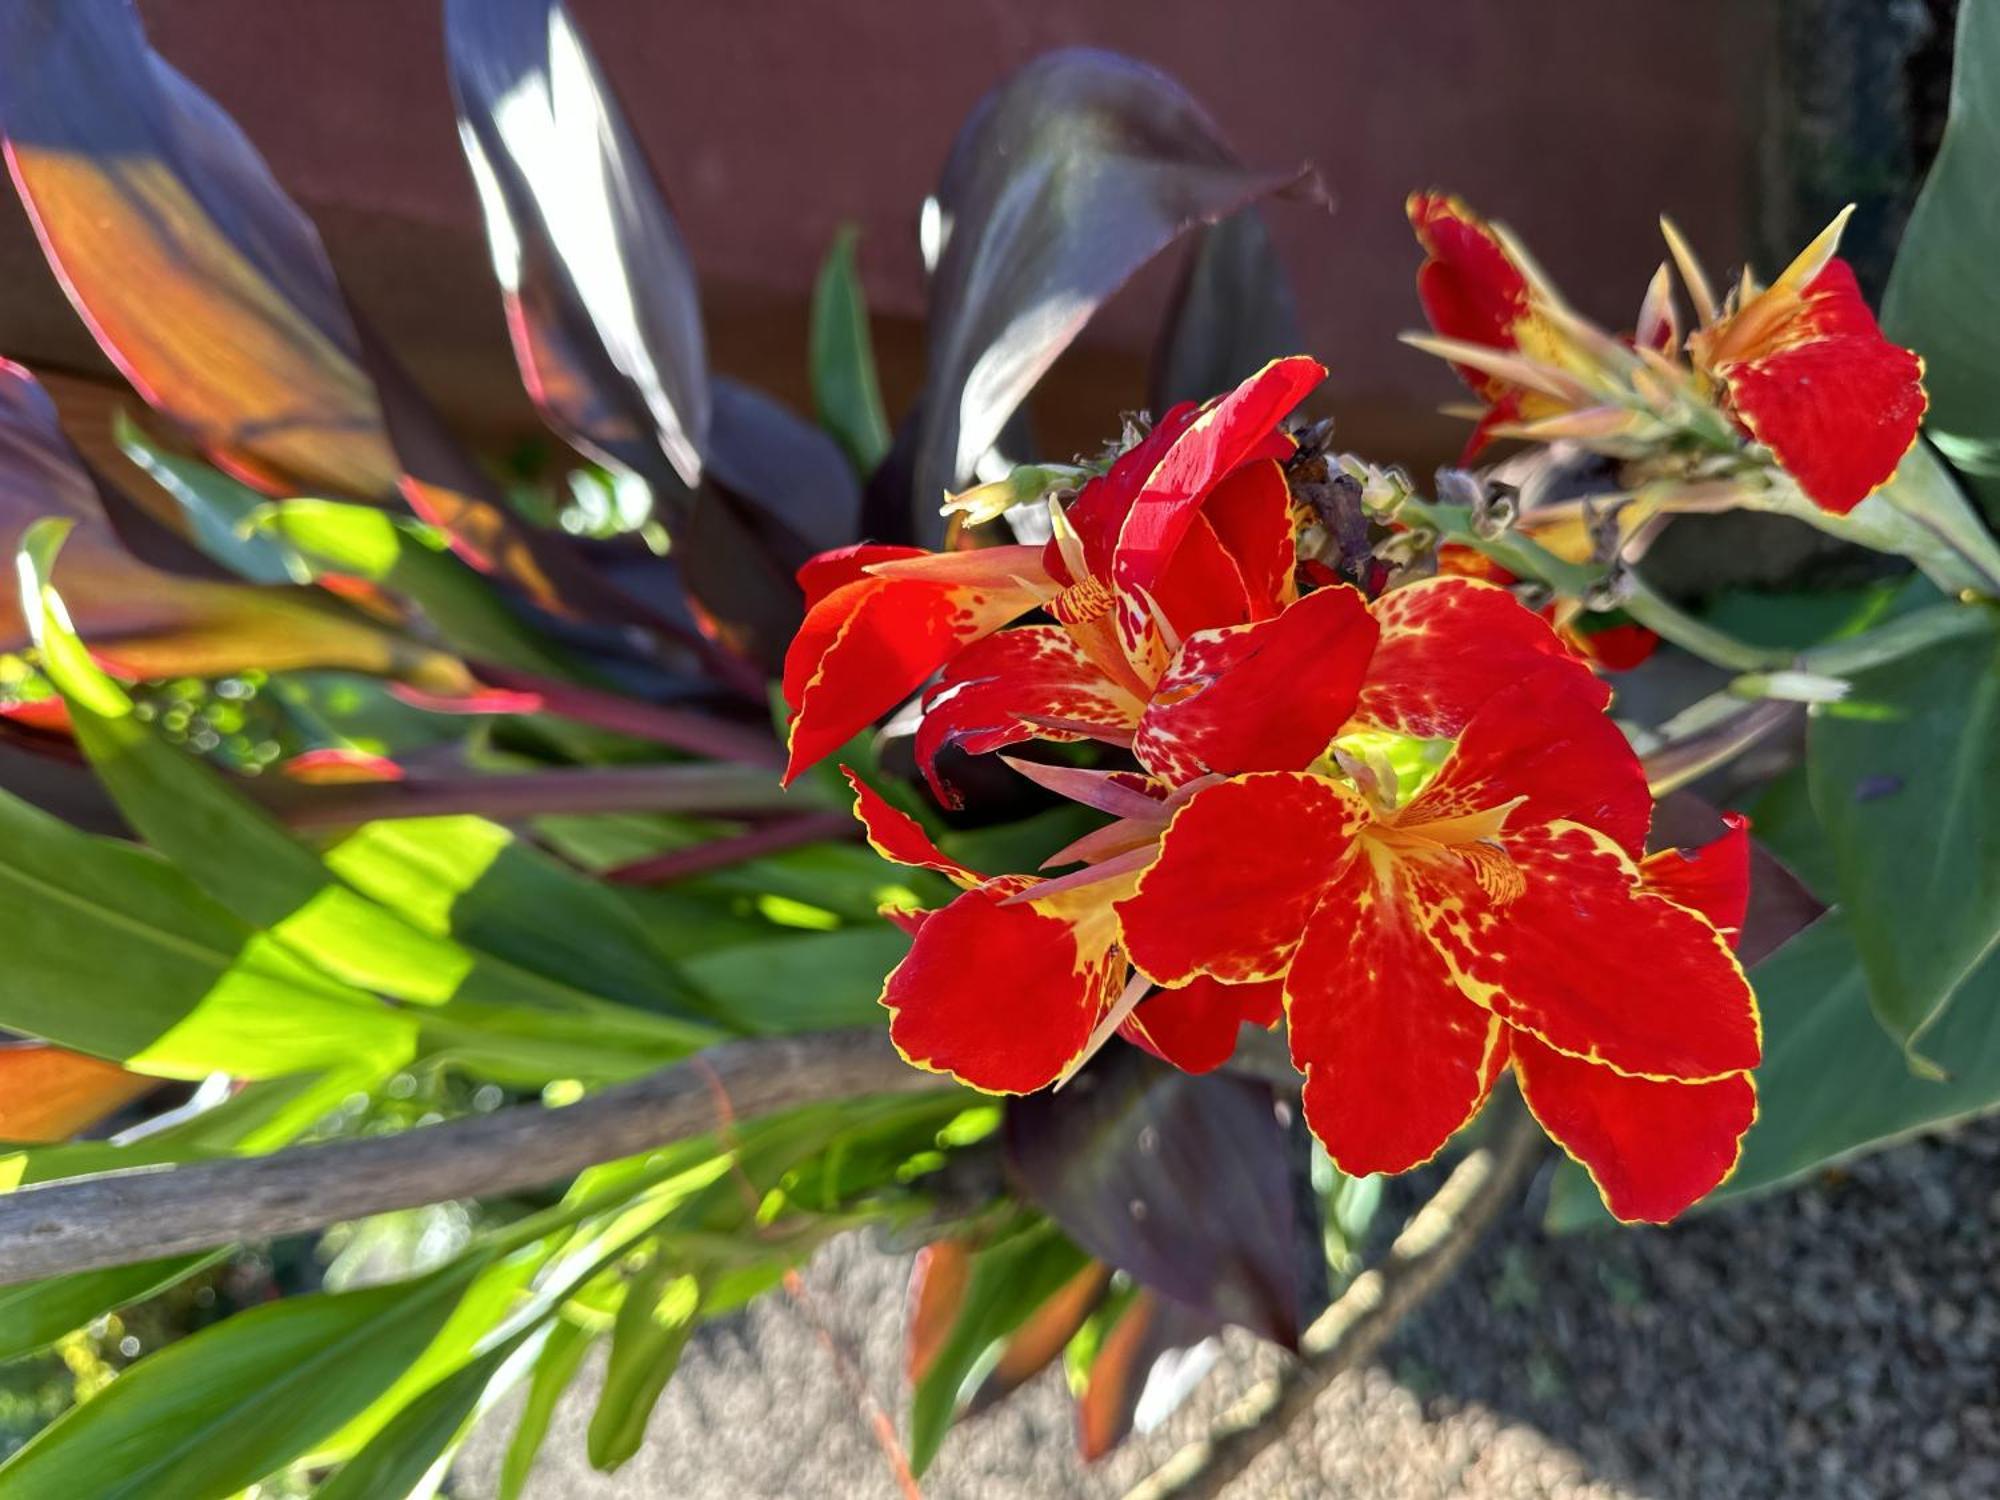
[1408,193,1927,516]
[783,359,1761,1223]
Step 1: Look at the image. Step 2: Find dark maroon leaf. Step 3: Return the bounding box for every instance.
[1150,208,1306,413]
[0,1,593,618]
[1076,1290,1221,1461]
[444,0,709,497]
[1004,1045,1304,1347]
[896,48,1317,543]
[707,378,860,558]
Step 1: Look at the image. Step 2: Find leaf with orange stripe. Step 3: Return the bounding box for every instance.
[0,1043,157,1143]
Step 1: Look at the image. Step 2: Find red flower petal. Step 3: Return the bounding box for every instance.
[1397,661,1649,858]
[1118,771,1370,986]
[781,565,1043,783]
[842,766,978,887]
[1407,192,1531,397]
[1050,402,1203,585]
[882,878,1128,1093]
[1639,811,1751,947]
[1112,356,1323,656]
[1119,975,1281,1074]
[1287,851,1509,1175]
[1512,1033,1756,1223]
[916,626,1145,808]
[1132,585,1378,783]
[1200,458,1297,619]
[1433,820,1761,1082]
[797,543,926,609]
[1149,511,1252,640]
[1356,576,1594,741]
[1710,261,1927,516]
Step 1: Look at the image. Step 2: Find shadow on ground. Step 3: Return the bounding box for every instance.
[453,1117,2000,1499]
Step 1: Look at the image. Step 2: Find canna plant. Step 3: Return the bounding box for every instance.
[0,1,1992,1496]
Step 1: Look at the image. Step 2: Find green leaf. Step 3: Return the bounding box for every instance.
[114,412,308,584]
[586,1257,701,1471]
[1883,0,2000,519]
[1807,608,2000,1056]
[1548,912,2000,1229]
[323,815,720,1026]
[0,1257,487,1499]
[0,1256,219,1362]
[499,1318,596,1500]
[681,926,911,1033]
[809,225,892,475]
[909,1220,1092,1475]
[256,498,568,672]
[0,785,415,1078]
[314,1339,520,1500]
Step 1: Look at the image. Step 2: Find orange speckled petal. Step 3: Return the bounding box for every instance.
[881,877,1129,1094]
[1512,1032,1755,1223]
[842,766,979,887]
[1397,660,1649,858]
[1133,585,1378,783]
[1427,820,1760,1082]
[1116,771,1370,986]
[1285,847,1508,1176]
[1356,576,1596,741]
[917,625,1144,808]
[1200,458,1297,618]
[1639,811,1751,947]
[1119,975,1282,1074]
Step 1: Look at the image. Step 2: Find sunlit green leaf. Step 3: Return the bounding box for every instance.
[586,1256,700,1471]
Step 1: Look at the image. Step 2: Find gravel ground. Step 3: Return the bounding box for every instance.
[453,1116,2000,1499]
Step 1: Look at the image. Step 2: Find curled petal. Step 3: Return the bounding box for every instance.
[781,567,1042,782]
[1119,975,1281,1074]
[1112,356,1322,658]
[1148,510,1252,640]
[1118,771,1370,986]
[842,766,978,887]
[1050,402,1202,585]
[1512,1033,1755,1223]
[882,877,1128,1094]
[915,626,1143,808]
[1639,811,1750,946]
[1704,261,1926,515]
[1407,192,1532,395]
[1287,849,1508,1175]
[797,542,925,608]
[1356,577,1593,741]
[1133,585,1378,783]
[1397,661,1649,858]
[1429,820,1760,1082]
[1199,458,1297,619]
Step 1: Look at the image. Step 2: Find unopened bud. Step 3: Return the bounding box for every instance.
[941,464,1092,526]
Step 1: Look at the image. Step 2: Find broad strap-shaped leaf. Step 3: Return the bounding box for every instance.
[1150,207,1304,413]
[1807,610,2000,1059]
[0,1043,156,1142]
[446,0,708,492]
[1003,1046,1305,1347]
[1076,1290,1220,1461]
[810,225,893,475]
[0,1257,489,1499]
[1882,0,2000,519]
[0,1256,220,1364]
[0,1,583,611]
[0,366,470,689]
[896,47,1314,542]
[0,779,416,1080]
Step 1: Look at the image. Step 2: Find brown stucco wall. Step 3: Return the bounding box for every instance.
[0,1,1771,472]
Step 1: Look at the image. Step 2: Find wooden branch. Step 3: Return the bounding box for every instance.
[0,1030,941,1288]
[1124,1096,1547,1500]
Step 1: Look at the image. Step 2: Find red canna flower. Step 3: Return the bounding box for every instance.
[780,357,1326,794]
[1405,192,1927,517]
[1115,657,1759,1225]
